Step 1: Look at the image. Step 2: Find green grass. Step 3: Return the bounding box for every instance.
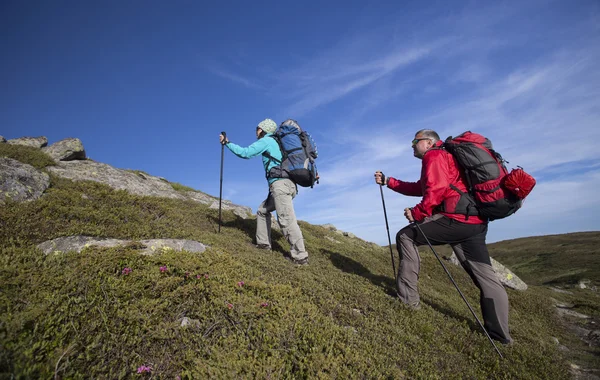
[0,143,56,169]
[0,146,592,378]
[488,232,600,287]
[170,181,197,193]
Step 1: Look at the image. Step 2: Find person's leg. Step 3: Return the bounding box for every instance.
[256,193,275,248]
[395,215,480,305]
[453,231,512,344]
[271,179,308,261]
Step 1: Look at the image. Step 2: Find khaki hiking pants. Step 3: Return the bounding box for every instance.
[256,179,308,261]
[396,214,512,344]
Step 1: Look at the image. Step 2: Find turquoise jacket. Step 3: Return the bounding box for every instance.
[225,134,282,185]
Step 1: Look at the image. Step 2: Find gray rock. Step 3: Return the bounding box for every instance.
[549,287,573,295]
[209,199,252,219]
[42,138,86,161]
[0,157,50,202]
[180,317,202,328]
[555,307,590,319]
[184,190,218,205]
[45,160,252,218]
[47,160,189,200]
[37,235,207,255]
[578,279,590,289]
[6,136,48,148]
[0,136,5,143]
[322,224,337,231]
[445,252,528,291]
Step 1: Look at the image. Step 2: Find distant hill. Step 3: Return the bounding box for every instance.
[488,232,600,287]
[1,140,597,378]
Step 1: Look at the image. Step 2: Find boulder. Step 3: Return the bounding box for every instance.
[42,137,86,161]
[0,136,5,143]
[36,235,207,255]
[6,136,48,148]
[0,157,50,202]
[445,252,528,291]
[322,224,337,231]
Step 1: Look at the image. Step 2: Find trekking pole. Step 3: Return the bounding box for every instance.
[218,131,226,233]
[412,222,503,359]
[379,184,396,278]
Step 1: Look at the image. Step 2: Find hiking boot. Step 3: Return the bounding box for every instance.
[396,295,421,310]
[253,244,271,251]
[285,256,309,266]
[496,338,514,346]
[404,301,421,310]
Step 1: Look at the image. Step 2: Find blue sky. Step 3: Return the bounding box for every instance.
[2,0,599,245]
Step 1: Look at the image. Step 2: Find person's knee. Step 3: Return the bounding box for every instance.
[396,228,413,245]
[257,209,269,217]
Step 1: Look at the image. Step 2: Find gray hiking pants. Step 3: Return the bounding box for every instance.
[256,179,308,260]
[396,214,512,344]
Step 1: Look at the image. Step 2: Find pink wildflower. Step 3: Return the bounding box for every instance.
[136,365,152,374]
[122,267,132,275]
[204,273,209,279]
[237,281,245,287]
[260,302,269,307]
[159,265,168,273]
[226,303,233,309]
[196,274,202,279]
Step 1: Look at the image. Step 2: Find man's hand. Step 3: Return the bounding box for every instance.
[219,134,229,145]
[404,207,415,222]
[374,171,387,185]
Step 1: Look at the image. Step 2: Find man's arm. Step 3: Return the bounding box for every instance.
[411,151,451,221]
[387,177,422,196]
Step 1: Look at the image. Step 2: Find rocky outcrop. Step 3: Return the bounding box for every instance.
[42,138,86,161]
[0,136,6,143]
[44,160,252,218]
[37,235,207,256]
[322,223,356,238]
[446,252,528,291]
[7,136,48,148]
[0,157,50,202]
[0,135,252,219]
[209,199,253,219]
[47,160,190,200]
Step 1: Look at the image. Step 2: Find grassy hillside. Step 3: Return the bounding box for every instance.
[0,146,587,378]
[488,232,600,287]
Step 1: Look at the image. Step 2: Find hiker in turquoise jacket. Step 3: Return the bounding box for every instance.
[219,119,309,265]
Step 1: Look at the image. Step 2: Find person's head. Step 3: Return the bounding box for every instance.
[256,119,277,139]
[412,129,440,159]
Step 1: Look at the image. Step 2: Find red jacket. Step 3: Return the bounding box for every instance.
[387,141,486,224]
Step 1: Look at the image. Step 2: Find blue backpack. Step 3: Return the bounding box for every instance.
[264,119,319,188]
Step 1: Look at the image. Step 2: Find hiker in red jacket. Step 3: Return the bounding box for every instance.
[374,129,512,345]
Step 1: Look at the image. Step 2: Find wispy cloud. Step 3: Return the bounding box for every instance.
[204,65,266,90]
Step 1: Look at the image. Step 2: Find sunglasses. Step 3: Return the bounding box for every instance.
[411,138,431,146]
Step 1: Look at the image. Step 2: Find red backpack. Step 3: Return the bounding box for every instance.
[443,131,536,221]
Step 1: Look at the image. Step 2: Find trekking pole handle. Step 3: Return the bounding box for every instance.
[220,131,227,145]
